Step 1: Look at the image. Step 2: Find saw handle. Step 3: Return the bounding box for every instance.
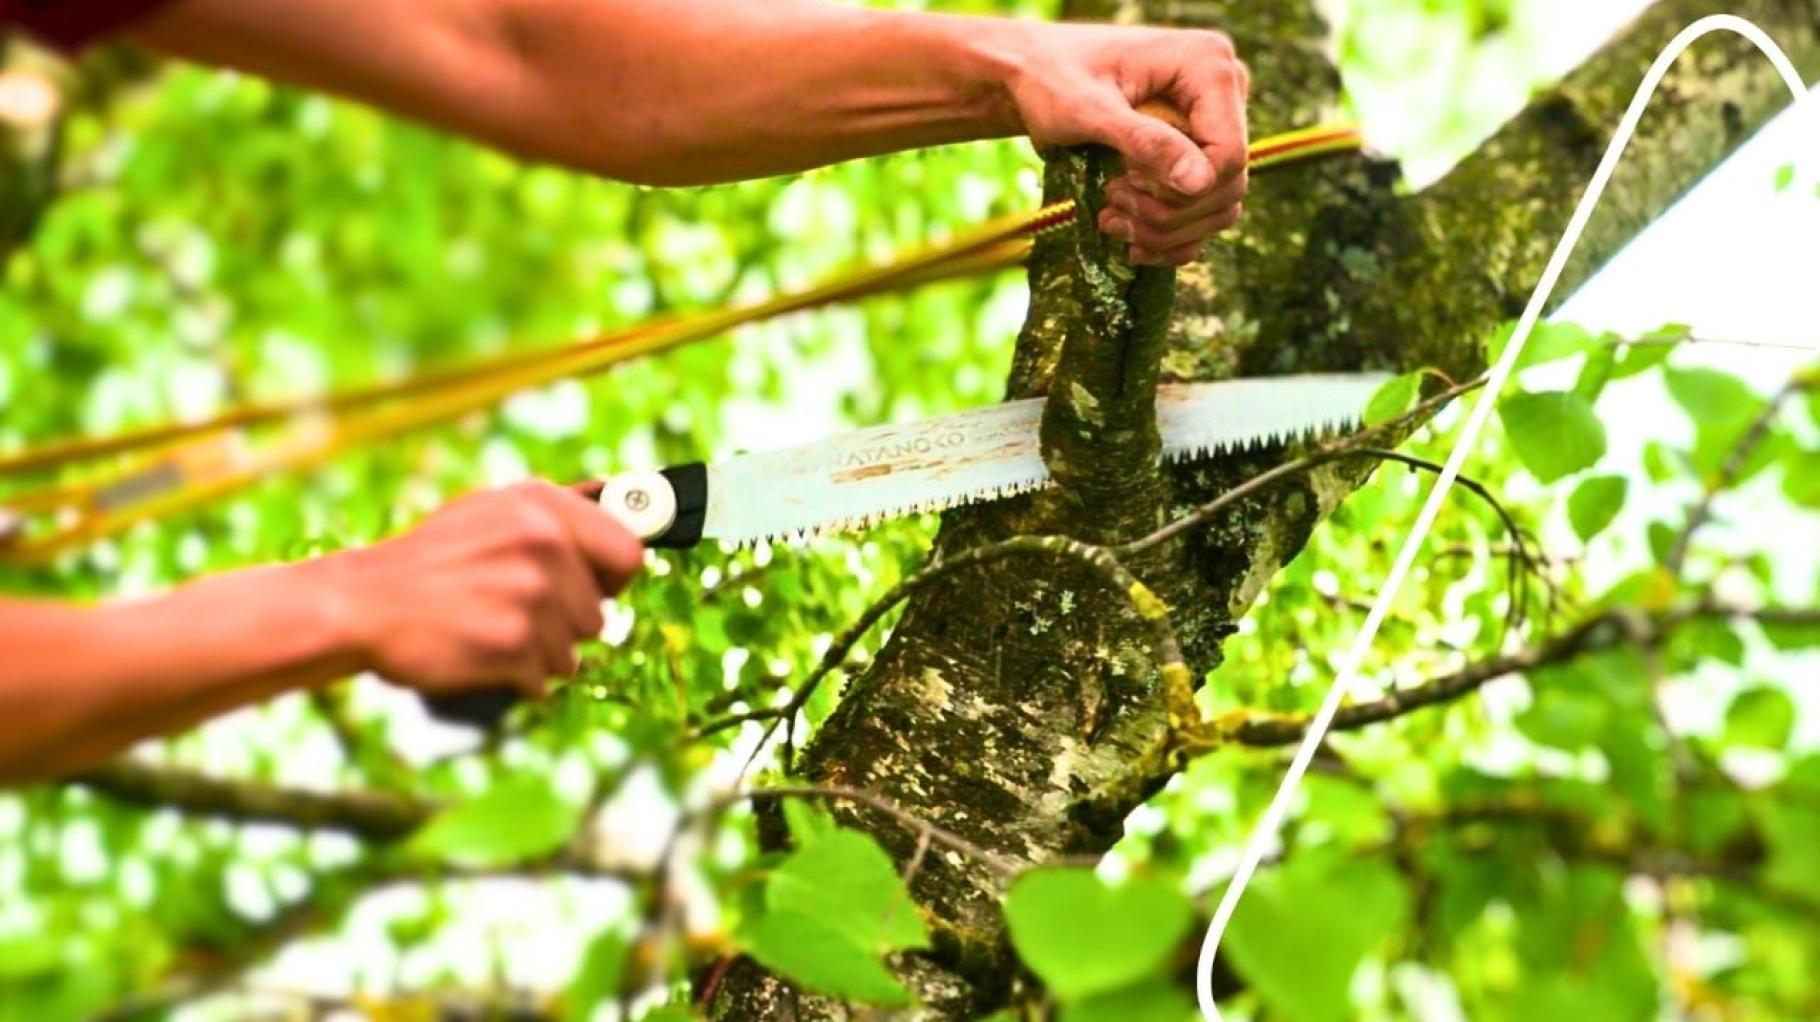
[1134,99,1193,136]
[599,463,708,548]
[420,463,710,729]
[421,688,523,730]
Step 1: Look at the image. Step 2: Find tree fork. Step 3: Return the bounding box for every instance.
[711,0,1820,1016]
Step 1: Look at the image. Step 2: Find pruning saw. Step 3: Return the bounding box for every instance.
[596,373,1391,547]
[425,371,1391,726]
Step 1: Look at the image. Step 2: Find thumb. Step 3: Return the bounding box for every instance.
[1100,103,1215,194]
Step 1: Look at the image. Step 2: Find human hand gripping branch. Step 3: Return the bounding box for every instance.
[0,0,1253,782]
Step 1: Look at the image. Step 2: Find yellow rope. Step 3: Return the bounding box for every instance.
[0,124,1363,562]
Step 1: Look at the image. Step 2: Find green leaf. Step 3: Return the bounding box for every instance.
[1593,570,1656,611]
[1686,786,1753,858]
[1506,891,1658,1022]
[1059,980,1197,1022]
[1647,521,1678,565]
[1641,441,1680,483]
[781,799,839,848]
[1573,344,1617,402]
[1515,688,1607,750]
[1761,799,1820,903]
[0,934,61,980]
[1784,448,1820,508]
[1603,720,1674,832]
[1576,647,1653,712]
[1609,332,1680,380]
[1567,475,1627,541]
[1226,853,1408,1022]
[1499,390,1607,482]
[564,930,630,1022]
[1724,687,1796,749]
[1005,870,1192,1001]
[1665,367,1760,430]
[1485,320,1597,371]
[1363,371,1421,426]
[385,898,450,948]
[1668,617,1746,667]
[1774,162,1796,192]
[767,830,927,954]
[408,774,583,868]
[742,911,911,1006]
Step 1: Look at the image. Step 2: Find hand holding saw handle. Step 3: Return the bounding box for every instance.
[418,468,707,729]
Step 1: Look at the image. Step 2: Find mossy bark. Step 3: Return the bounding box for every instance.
[708,0,1820,1017]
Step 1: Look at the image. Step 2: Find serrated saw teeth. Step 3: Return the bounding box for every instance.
[724,474,1053,548]
[1159,410,1367,466]
[704,373,1392,549]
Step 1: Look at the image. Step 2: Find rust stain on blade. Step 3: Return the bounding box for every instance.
[828,438,1032,485]
[834,463,897,483]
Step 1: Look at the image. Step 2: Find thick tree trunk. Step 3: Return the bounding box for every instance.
[713,0,1820,1017]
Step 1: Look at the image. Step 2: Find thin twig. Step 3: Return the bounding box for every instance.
[1623,333,1820,353]
[1116,377,1487,557]
[1664,378,1804,577]
[744,784,1024,877]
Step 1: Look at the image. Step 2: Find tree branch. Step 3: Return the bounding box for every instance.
[1219,613,1619,746]
[1212,603,1818,748]
[1033,149,1177,542]
[70,758,437,841]
[1406,0,1820,373]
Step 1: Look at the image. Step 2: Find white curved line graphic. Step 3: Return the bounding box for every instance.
[1197,15,1813,1021]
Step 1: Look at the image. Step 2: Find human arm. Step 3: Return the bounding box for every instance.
[0,481,641,784]
[127,0,1248,264]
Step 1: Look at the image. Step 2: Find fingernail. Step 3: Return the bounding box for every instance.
[1170,154,1213,193]
[1103,216,1134,242]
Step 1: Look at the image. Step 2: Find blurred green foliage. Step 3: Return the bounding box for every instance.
[2,1,1818,1021]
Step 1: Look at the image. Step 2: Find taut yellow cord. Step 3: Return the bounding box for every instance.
[0,124,1363,562]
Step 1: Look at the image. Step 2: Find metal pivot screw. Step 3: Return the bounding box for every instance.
[600,470,678,540]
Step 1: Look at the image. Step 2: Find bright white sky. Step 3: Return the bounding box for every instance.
[190,5,1820,1017]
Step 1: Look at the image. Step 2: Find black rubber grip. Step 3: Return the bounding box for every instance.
[651,462,708,549]
[423,687,520,729]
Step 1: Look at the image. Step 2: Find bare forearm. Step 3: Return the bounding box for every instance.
[491,0,1026,183]
[135,0,1025,185]
[1,482,643,785]
[133,0,1251,261]
[0,558,363,783]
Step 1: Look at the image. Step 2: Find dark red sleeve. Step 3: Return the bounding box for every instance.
[0,0,179,52]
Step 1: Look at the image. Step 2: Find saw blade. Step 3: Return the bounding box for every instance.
[700,372,1392,546]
